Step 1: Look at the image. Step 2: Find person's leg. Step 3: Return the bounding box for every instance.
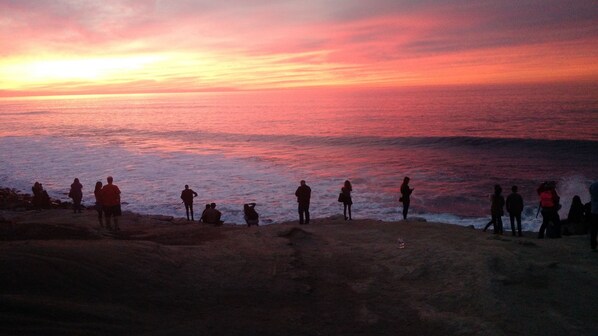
[403,201,410,220]
[343,203,348,220]
[498,216,504,234]
[590,214,597,249]
[483,219,493,232]
[492,215,499,234]
[305,204,310,224]
[510,214,516,236]
[104,207,113,230]
[538,211,548,238]
[113,206,120,231]
[516,213,522,236]
[184,204,190,220]
[348,204,352,220]
[298,204,304,224]
[189,204,194,221]
[97,206,103,227]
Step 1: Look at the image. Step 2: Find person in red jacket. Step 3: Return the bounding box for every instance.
[101,176,121,231]
[537,181,561,239]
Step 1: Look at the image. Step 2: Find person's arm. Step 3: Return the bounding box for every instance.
[193,191,198,197]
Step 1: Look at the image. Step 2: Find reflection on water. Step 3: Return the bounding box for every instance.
[1,84,597,227]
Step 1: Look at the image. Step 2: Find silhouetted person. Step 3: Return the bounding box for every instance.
[94,181,103,227]
[203,202,223,225]
[489,185,505,234]
[295,180,311,224]
[39,184,50,208]
[562,195,586,235]
[589,181,598,250]
[506,185,524,236]
[180,185,198,221]
[200,204,210,223]
[31,182,43,209]
[244,203,259,227]
[341,180,353,220]
[101,176,121,231]
[69,178,83,213]
[400,177,414,220]
[537,181,561,239]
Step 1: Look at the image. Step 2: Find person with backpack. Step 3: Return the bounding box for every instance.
[537,181,561,239]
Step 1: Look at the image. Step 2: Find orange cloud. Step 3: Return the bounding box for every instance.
[1,0,597,97]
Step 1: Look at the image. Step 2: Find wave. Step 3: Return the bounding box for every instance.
[63,126,598,155]
[1,110,52,116]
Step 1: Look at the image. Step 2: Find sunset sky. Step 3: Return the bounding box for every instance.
[1,0,597,97]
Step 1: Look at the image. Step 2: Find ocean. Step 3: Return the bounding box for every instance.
[1,83,597,230]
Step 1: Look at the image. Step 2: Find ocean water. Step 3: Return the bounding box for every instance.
[1,84,597,230]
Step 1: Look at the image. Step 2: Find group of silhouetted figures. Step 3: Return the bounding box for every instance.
[483,181,598,250]
[30,176,598,249]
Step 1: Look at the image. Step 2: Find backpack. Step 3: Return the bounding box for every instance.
[540,190,555,208]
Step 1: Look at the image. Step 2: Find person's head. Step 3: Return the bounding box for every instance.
[210,202,216,209]
[184,184,189,189]
[95,181,103,192]
[205,204,210,209]
[403,176,410,184]
[511,185,518,193]
[573,195,582,204]
[344,180,352,189]
[107,176,113,184]
[244,204,249,211]
[74,178,79,184]
[300,180,306,186]
[494,184,502,194]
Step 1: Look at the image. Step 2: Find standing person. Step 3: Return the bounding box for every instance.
[490,184,505,234]
[589,181,598,250]
[94,181,103,227]
[244,203,259,227]
[341,180,353,220]
[295,180,311,225]
[69,178,83,213]
[400,177,414,220]
[537,181,561,239]
[562,195,586,235]
[506,185,524,237]
[101,176,121,231]
[180,185,198,221]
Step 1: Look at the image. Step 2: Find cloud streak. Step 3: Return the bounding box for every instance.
[1,0,597,96]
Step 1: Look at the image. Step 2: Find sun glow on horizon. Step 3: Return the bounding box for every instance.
[1,54,167,85]
[1,1,597,97]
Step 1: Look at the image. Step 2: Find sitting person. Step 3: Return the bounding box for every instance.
[244,203,259,227]
[203,202,223,225]
[200,204,210,223]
